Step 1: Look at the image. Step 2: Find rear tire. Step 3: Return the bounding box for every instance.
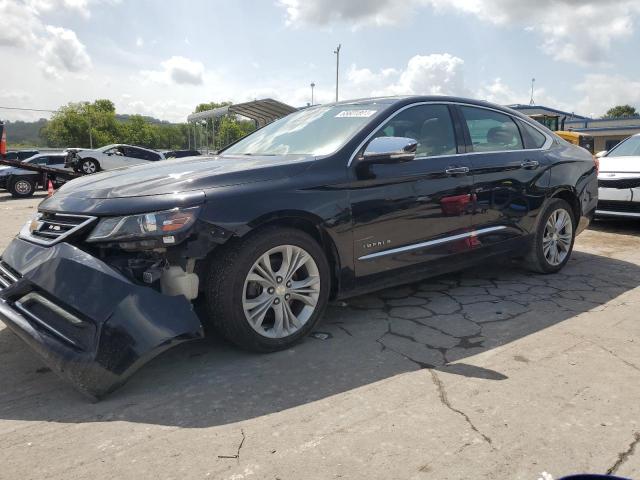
[203,227,331,352]
[80,158,100,174]
[9,177,35,198]
[523,198,576,273]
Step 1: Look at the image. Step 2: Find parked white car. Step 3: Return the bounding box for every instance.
[65,144,166,174]
[596,133,640,219]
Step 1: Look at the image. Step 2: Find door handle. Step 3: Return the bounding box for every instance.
[520,159,539,169]
[445,166,470,176]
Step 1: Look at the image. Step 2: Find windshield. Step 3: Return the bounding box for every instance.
[223,103,388,156]
[607,136,640,157]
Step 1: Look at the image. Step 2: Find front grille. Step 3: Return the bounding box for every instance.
[26,212,97,246]
[598,178,640,189]
[0,261,20,290]
[597,200,640,214]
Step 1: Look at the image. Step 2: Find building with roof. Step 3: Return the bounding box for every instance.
[509,104,640,153]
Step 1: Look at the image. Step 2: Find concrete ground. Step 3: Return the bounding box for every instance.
[0,191,639,480]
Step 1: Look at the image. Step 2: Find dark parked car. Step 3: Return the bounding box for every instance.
[0,96,598,398]
[3,150,39,161]
[164,149,202,159]
[0,153,66,197]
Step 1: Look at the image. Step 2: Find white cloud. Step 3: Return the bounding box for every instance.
[39,26,92,77]
[141,56,205,85]
[1,0,94,78]
[346,53,466,97]
[278,0,417,27]
[120,99,195,122]
[277,0,640,65]
[575,74,640,117]
[0,0,40,47]
[135,36,144,47]
[26,0,120,18]
[476,77,573,112]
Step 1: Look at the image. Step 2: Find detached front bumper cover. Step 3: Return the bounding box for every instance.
[0,238,204,399]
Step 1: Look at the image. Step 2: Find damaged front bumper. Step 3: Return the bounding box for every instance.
[0,237,204,399]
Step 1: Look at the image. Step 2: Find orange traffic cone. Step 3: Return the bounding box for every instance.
[47,180,54,197]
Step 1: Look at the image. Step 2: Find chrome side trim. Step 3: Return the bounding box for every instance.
[595,210,640,218]
[0,263,18,283]
[358,226,507,261]
[347,101,553,167]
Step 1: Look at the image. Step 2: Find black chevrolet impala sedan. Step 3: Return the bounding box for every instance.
[0,96,597,397]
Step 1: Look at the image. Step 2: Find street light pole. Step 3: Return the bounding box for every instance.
[87,117,93,149]
[310,82,316,105]
[334,44,341,102]
[529,78,536,106]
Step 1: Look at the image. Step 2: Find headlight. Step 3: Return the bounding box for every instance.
[86,206,200,244]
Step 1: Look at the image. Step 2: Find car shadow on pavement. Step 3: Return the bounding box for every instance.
[0,249,638,429]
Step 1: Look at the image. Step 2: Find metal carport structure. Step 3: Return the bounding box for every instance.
[186,98,297,152]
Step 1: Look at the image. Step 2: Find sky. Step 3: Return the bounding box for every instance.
[2,0,640,123]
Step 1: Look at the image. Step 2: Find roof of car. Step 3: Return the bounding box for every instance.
[29,153,65,158]
[329,95,524,114]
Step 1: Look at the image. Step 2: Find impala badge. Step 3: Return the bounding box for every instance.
[362,239,391,250]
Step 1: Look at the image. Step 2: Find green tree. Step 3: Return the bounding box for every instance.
[41,99,119,148]
[119,115,157,147]
[190,101,256,150]
[603,105,639,119]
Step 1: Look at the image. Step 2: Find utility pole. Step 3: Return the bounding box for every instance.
[310,82,316,105]
[87,117,93,149]
[334,44,341,102]
[529,78,536,106]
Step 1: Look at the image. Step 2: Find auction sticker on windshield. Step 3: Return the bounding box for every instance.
[335,110,377,118]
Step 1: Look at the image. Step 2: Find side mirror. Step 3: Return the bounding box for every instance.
[595,150,608,158]
[361,136,417,165]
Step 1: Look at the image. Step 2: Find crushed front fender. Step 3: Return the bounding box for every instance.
[0,238,204,400]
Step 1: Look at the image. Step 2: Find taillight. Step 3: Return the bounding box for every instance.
[593,155,599,174]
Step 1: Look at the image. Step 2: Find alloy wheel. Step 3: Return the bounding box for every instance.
[82,161,96,174]
[242,244,321,339]
[14,180,32,195]
[542,208,573,266]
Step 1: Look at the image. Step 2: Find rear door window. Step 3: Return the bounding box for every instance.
[143,150,161,161]
[122,147,140,159]
[460,106,523,152]
[47,156,64,166]
[28,156,48,165]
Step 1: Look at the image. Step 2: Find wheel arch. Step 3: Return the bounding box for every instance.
[550,187,581,224]
[243,211,342,298]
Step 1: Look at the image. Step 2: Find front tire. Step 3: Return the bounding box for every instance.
[523,198,576,273]
[204,227,330,352]
[80,158,100,174]
[9,177,35,198]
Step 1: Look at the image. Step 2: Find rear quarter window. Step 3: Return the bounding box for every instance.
[516,119,547,149]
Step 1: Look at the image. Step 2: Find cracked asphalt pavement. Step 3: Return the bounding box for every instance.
[1,192,639,479]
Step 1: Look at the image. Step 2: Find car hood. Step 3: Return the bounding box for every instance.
[598,156,640,178]
[54,153,314,199]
